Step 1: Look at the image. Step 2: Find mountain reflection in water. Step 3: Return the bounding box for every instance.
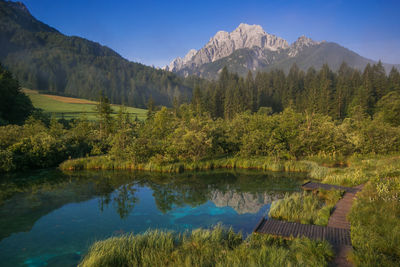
[0,169,307,267]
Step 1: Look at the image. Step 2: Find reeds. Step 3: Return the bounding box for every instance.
[79,225,333,267]
[59,156,313,174]
[349,176,400,266]
[268,190,343,226]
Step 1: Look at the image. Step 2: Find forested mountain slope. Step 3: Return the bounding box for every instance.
[0,0,199,107]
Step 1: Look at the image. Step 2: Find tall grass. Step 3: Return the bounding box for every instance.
[79,225,333,267]
[59,155,314,174]
[268,190,343,226]
[349,177,400,266]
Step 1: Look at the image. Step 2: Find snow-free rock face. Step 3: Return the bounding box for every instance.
[166,23,291,72]
[165,49,197,71]
[165,22,399,79]
[288,35,324,57]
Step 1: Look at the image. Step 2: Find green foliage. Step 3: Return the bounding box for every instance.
[79,225,333,267]
[0,64,34,125]
[96,94,113,138]
[375,91,400,126]
[268,190,343,226]
[349,177,400,266]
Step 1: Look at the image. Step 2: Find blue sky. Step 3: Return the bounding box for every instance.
[18,0,400,67]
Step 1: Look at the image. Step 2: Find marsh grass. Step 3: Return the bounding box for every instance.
[59,156,313,174]
[64,154,400,266]
[268,189,343,226]
[349,177,400,266]
[79,225,333,267]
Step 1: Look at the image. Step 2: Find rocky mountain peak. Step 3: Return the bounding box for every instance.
[166,23,290,72]
[164,48,197,71]
[183,49,197,62]
[288,35,323,57]
[234,23,265,34]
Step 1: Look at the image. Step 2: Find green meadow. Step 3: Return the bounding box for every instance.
[23,89,147,121]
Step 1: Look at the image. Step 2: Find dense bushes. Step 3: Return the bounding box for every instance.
[3,100,400,173]
[79,225,333,267]
[112,105,400,166]
[0,117,102,171]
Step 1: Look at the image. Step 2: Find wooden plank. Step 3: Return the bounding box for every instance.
[253,216,266,232]
[255,220,351,246]
[255,182,360,247]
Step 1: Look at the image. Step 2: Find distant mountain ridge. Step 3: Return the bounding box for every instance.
[165,23,399,79]
[0,0,198,108]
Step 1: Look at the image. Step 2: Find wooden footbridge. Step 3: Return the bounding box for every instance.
[254,181,363,266]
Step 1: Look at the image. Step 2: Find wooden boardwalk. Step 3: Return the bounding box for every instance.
[328,192,355,229]
[254,182,363,266]
[254,218,351,246]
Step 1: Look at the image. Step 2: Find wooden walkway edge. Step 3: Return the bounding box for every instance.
[254,182,363,267]
[254,218,351,246]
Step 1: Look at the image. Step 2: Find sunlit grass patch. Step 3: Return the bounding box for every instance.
[23,89,147,120]
[268,189,343,226]
[79,225,333,267]
[349,178,400,267]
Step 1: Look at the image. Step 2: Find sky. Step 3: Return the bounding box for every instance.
[17,0,400,67]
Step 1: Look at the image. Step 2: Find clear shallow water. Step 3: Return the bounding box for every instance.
[0,169,307,267]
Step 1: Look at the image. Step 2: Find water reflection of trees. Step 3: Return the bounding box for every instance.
[0,169,306,239]
[79,170,305,216]
[113,185,138,219]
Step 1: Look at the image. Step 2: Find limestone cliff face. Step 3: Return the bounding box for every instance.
[165,23,322,75]
[209,190,283,214]
[288,35,324,57]
[189,23,289,68]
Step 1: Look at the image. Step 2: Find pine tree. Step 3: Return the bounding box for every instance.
[96,94,113,138]
[388,67,400,92]
[191,85,203,115]
[335,62,352,119]
[244,71,256,112]
[372,61,388,100]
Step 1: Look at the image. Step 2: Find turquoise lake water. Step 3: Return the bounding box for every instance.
[0,169,307,266]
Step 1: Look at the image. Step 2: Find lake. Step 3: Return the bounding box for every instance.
[0,169,307,267]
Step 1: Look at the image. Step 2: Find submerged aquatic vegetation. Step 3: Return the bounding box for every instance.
[79,225,333,267]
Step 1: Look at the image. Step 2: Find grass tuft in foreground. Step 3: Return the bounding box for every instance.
[349,177,400,266]
[79,225,333,267]
[268,189,343,225]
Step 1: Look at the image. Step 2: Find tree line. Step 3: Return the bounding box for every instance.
[1,62,400,172]
[193,62,400,121]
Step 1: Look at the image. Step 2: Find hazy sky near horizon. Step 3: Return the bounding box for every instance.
[18,0,400,67]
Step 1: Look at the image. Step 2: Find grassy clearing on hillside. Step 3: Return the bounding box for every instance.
[268,190,343,226]
[23,89,147,120]
[79,225,333,267]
